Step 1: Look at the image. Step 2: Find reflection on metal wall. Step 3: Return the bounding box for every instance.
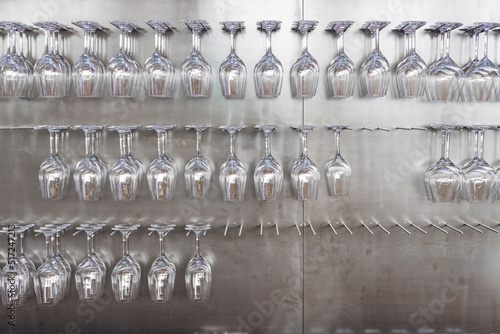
[0,0,499,333]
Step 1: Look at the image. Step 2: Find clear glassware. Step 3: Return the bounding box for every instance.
[254,125,283,201]
[0,22,32,98]
[219,21,246,99]
[0,228,29,307]
[15,23,35,98]
[359,21,391,98]
[395,21,427,98]
[181,19,211,97]
[17,224,36,298]
[461,25,481,82]
[146,125,177,201]
[73,125,108,201]
[33,228,64,305]
[185,125,212,198]
[111,224,141,302]
[108,125,142,201]
[72,21,106,98]
[291,125,320,201]
[463,23,500,102]
[33,22,71,97]
[148,224,176,302]
[185,223,211,302]
[462,126,496,203]
[326,125,352,196]
[78,223,107,296]
[219,125,246,202]
[254,20,283,98]
[325,21,356,98]
[108,21,142,97]
[74,224,106,301]
[144,20,177,98]
[36,125,71,200]
[44,223,72,297]
[290,20,319,98]
[424,124,463,203]
[425,22,463,101]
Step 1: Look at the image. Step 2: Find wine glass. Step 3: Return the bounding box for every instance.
[144,20,176,98]
[108,125,142,201]
[146,125,177,201]
[290,20,319,98]
[108,21,142,97]
[78,223,107,296]
[148,224,176,302]
[291,125,320,201]
[33,227,65,305]
[33,21,71,97]
[185,223,211,302]
[36,125,71,200]
[73,125,108,201]
[219,21,246,98]
[425,22,463,101]
[254,125,283,201]
[424,124,463,203]
[0,228,29,307]
[219,125,246,202]
[395,21,427,98]
[326,125,352,196]
[15,22,36,99]
[72,21,106,98]
[325,21,356,98]
[463,23,500,102]
[254,20,283,98]
[359,21,391,98]
[185,125,212,198]
[462,125,496,203]
[0,22,32,98]
[74,224,106,301]
[17,224,36,298]
[111,224,141,302]
[44,223,72,297]
[181,19,211,97]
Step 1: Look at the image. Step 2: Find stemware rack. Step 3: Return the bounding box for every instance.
[1,0,500,333]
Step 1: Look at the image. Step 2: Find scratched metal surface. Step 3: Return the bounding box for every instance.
[0,0,499,333]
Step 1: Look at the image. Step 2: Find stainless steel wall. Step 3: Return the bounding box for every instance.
[1,0,500,333]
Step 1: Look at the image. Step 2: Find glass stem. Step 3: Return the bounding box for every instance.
[337,31,344,54]
[443,130,451,160]
[86,234,92,256]
[474,32,479,60]
[50,234,55,257]
[10,30,16,54]
[159,234,165,256]
[90,132,97,156]
[473,130,479,158]
[484,30,489,58]
[45,235,51,261]
[6,29,11,54]
[230,32,235,53]
[195,234,201,257]
[90,234,96,253]
[90,31,95,56]
[55,233,60,254]
[266,30,272,54]
[373,29,380,51]
[119,132,127,157]
[84,131,91,157]
[119,31,123,54]
[154,31,159,53]
[19,233,24,253]
[229,132,236,158]
[44,30,49,53]
[157,131,166,157]
[54,31,60,55]
[478,130,485,159]
[301,132,308,158]
[193,32,200,53]
[302,31,308,53]
[264,131,272,157]
[195,130,202,155]
[162,33,167,56]
[84,30,89,54]
[19,31,24,56]
[445,30,450,57]
[409,32,416,54]
[439,32,444,59]
[123,233,129,257]
[126,132,133,156]
[335,131,341,156]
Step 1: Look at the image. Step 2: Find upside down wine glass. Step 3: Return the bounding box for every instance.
[326,125,352,196]
[359,21,391,98]
[45,223,72,297]
[144,20,177,98]
[219,21,246,98]
[111,224,141,302]
[182,19,211,97]
[185,224,211,302]
[17,224,36,298]
[219,126,246,202]
[395,21,427,98]
[146,125,177,201]
[290,20,319,98]
[74,224,106,301]
[461,24,481,93]
[254,20,283,98]
[148,224,176,302]
[291,125,320,201]
[36,125,71,200]
[254,125,283,201]
[73,125,108,201]
[325,21,356,98]
[425,22,463,101]
[185,125,212,198]
[424,125,463,203]
[0,228,28,307]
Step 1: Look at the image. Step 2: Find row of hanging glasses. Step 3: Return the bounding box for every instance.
[0,222,212,306]
[37,124,351,202]
[2,19,500,100]
[424,124,500,204]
